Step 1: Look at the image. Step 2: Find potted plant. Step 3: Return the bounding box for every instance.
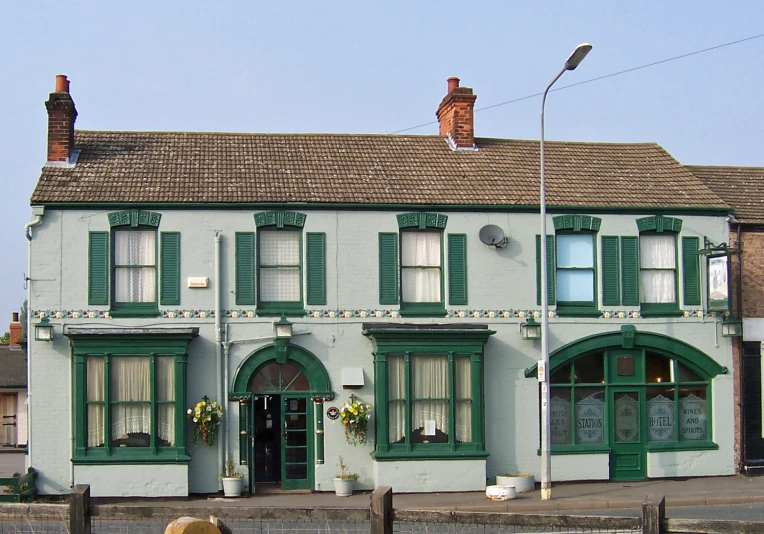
[187,395,224,446]
[221,455,244,497]
[339,397,372,446]
[333,456,357,497]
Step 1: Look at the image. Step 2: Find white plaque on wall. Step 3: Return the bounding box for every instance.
[187,277,209,288]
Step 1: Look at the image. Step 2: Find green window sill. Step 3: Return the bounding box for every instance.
[640,303,683,318]
[255,303,306,317]
[399,303,447,318]
[555,305,601,318]
[647,441,718,452]
[372,450,489,461]
[73,448,191,465]
[109,305,160,318]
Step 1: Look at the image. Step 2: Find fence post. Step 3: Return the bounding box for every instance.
[70,484,91,534]
[370,486,393,534]
[642,494,665,534]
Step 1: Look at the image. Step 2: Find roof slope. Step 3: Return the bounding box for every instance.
[0,346,27,389]
[686,165,764,224]
[31,131,728,210]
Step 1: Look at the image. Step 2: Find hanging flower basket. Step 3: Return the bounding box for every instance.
[340,398,372,446]
[187,396,223,446]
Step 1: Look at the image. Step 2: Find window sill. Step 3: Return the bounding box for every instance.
[72,449,191,464]
[372,450,489,461]
[255,304,306,317]
[399,304,447,318]
[647,441,718,452]
[540,445,612,455]
[555,306,601,318]
[639,305,683,318]
[109,306,160,318]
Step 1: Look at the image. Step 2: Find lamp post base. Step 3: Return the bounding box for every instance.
[541,487,552,500]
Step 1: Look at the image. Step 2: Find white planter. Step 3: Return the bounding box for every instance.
[333,477,355,497]
[222,477,243,497]
[485,484,516,501]
[496,474,535,493]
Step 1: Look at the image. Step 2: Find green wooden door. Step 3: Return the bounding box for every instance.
[610,388,646,481]
[280,396,312,490]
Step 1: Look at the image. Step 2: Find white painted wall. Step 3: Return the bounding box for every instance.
[27,207,735,495]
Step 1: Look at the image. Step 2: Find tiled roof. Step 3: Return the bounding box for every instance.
[0,346,27,389]
[31,131,728,210]
[686,165,764,224]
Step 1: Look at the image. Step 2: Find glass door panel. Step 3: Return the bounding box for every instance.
[610,389,646,480]
[281,396,311,489]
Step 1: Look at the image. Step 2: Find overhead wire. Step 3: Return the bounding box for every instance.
[390,33,764,134]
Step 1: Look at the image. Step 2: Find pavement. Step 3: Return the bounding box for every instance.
[100,475,764,513]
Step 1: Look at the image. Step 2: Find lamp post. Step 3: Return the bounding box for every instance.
[539,43,592,501]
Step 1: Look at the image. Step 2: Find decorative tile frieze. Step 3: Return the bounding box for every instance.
[162,310,215,319]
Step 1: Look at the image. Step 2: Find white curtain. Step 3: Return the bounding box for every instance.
[156,357,175,446]
[401,232,441,302]
[259,231,300,301]
[388,356,406,443]
[110,358,151,442]
[640,235,676,303]
[114,230,156,302]
[454,357,472,443]
[87,358,105,447]
[412,356,449,439]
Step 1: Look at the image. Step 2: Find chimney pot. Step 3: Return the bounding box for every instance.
[55,74,70,93]
[447,77,460,93]
[12,312,18,322]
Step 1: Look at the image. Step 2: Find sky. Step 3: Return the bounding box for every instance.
[0,1,762,326]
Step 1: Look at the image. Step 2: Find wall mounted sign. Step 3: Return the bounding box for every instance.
[326,407,339,420]
[707,255,729,311]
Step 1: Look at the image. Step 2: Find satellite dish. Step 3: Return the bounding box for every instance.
[479,225,509,249]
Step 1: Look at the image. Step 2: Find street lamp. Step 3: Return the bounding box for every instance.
[539,43,592,501]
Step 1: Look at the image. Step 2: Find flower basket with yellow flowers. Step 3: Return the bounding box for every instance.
[187,395,223,446]
[339,397,372,446]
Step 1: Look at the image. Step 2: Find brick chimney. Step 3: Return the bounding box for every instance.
[45,74,78,163]
[9,312,22,350]
[435,77,477,150]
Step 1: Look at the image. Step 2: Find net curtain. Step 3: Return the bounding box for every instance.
[640,235,676,303]
[401,232,441,302]
[114,230,156,302]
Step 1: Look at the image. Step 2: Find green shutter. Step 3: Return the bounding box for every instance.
[682,236,701,306]
[306,232,326,305]
[379,233,399,305]
[160,232,180,305]
[601,236,620,306]
[448,234,468,305]
[235,232,256,305]
[621,236,640,306]
[536,235,556,306]
[88,231,109,305]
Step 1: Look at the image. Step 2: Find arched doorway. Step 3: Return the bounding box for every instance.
[230,344,332,491]
[526,326,727,481]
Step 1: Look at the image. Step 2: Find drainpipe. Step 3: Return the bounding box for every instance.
[735,224,747,473]
[214,232,223,490]
[222,339,232,469]
[24,206,45,469]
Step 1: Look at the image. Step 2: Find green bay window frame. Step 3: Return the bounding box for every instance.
[68,328,197,464]
[254,210,308,317]
[364,325,494,461]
